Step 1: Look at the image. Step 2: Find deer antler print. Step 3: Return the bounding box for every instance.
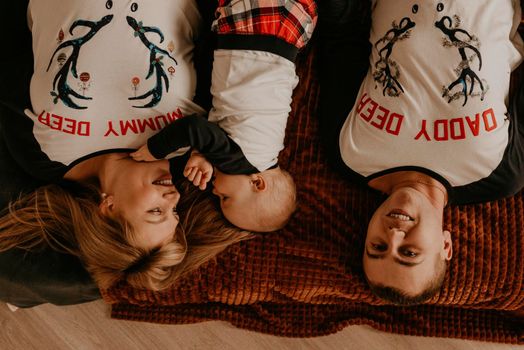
[435,15,486,106]
[46,15,113,109]
[126,16,178,108]
[373,17,416,97]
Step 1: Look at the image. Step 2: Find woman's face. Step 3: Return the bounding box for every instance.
[101,155,180,250]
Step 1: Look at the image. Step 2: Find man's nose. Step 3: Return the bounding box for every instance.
[387,226,406,239]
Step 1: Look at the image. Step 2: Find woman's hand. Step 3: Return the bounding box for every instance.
[130,144,156,162]
[184,151,213,190]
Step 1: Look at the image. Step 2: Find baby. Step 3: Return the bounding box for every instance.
[131,115,293,232]
[132,0,317,232]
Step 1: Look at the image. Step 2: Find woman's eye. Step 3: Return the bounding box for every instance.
[371,243,387,252]
[172,208,179,217]
[402,250,418,258]
[149,208,162,215]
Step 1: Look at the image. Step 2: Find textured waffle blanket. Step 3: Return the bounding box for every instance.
[101,39,524,344]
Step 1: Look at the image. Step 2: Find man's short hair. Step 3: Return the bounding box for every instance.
[367,257,448,306]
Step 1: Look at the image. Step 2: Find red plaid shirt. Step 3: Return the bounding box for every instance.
[212,0,317,50]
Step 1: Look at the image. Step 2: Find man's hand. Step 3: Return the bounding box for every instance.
[184,151,213,190]
[130,144,156,162]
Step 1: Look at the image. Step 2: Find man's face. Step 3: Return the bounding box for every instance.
[363,187,452,295]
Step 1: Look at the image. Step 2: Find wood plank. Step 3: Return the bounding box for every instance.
[0,301,520,350]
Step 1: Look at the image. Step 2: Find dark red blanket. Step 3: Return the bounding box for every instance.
[102,40,524,344]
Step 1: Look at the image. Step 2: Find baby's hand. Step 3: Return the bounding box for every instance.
[184,151,213,190]
[130,144,156,162]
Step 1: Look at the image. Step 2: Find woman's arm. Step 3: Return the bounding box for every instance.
[0,1,32,110]
[0,106,67,183]
[0,1,68,183]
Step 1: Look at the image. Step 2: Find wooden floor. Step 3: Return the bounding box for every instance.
[1,300,520,350]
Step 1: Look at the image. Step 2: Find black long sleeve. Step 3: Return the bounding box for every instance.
[0,106,67,183]
[0,0,32,110]
[148,114,258,175]
[0,0,68,183]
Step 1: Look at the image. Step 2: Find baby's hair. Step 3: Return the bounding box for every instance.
[254,168,297,232]
[367,257,448,305]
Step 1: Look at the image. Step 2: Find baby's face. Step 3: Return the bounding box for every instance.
[212,169,252,205]
[212,169,258,230]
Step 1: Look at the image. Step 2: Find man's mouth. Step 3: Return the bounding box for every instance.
[387,210,414,221]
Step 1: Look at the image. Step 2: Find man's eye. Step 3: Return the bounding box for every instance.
[371,243,387,252]
[149,208,162,215]
[402,249,418,258]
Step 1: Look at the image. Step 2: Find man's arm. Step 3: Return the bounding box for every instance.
[452,77,524,204]
[318,0,372,174]
[148,114,258,174]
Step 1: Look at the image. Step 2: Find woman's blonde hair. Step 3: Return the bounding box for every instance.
[0,180,252,291]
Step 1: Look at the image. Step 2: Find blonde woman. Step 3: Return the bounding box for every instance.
[0,0,250,306]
